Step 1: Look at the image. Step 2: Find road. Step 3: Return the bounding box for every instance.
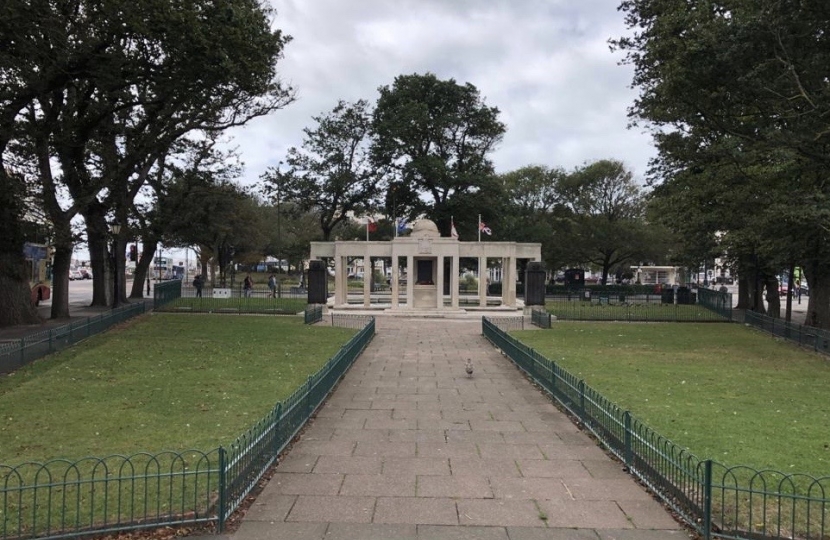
[37,278,155,314]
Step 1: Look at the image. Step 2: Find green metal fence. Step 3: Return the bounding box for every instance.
[304,304,323,324]
[697,288,733,320]
[0,318,376,540]
[0,303,147,375]
[530,308,551,329]
[745,310,830,356]
[155,296,307,315]
[482,317,830,540]
[152,280,182,309]
[545,300,732,322]
[155,283,307,315]
[219,317,375,526]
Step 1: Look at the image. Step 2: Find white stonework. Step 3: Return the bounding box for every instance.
[309,219,542,313]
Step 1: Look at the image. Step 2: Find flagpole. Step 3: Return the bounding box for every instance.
[478,214,481,242]
[366,219,369,242]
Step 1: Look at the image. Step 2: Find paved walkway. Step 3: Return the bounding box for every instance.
[217,317,686,540]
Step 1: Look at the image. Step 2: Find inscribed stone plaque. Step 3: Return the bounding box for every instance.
[418,238,432,254]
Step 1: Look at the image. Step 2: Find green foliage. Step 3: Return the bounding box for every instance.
[1,0,295,316]
[556,160,655,282]
[0,314,356,463]
[614,0,830,325]
[262,99,381,241]
[515,323,830,476]
[371,73,506,230]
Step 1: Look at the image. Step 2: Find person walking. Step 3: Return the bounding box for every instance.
[243,274,253,298]
[193,274,203,297]
[267,273,277,298]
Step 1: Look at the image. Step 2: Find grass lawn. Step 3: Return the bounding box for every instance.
[513,323,830,477]
[0,313,356,464]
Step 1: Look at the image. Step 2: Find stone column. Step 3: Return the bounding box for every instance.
[391,255,399,308]
[478,256,487,307]
[451,255,460,309]
[504,256,517,306]
[436,255,444,309]
[406,255,414,308]
[334,255,345,305]
[363,254,371,307]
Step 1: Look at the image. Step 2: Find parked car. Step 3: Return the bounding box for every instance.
[69,269,83,280]
[79,268,92,279]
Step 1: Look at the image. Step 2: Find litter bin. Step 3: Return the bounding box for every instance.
[661,288,674,304]
[676,286,691,305]
[582,289,592,302]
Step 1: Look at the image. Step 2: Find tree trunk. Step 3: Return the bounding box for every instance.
[736,275,750,309]
[130,242,156,298]
[50,244,72,319]
[84,207,112,307]
[764,277,780,319]
[0,253,42,326]
[803,263,830,329]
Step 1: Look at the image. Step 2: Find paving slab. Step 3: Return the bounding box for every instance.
[223,317,685,540]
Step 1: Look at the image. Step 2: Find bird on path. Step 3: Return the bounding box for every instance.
[465,358,474,378]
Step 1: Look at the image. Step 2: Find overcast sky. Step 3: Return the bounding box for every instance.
[225,0,655,186]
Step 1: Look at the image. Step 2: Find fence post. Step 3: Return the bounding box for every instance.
[306,376,314,415]
[623,411,632,467]
[218,446,227,532]
[578,379,585,419]
[274,403,283,456]
[703,459,712,540]
[49,328,54,353]
[550,361,556,394]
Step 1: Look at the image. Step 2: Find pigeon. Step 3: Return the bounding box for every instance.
[465,358,474,378]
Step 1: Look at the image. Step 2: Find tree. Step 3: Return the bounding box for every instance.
[159,159,263,287]
[614,0,830,327]
[2,0,295,318]
[0,170,41,326]
[497,165,568,271]
[557,160,654,285]
[262,100,381,241]
[372,73,506,233]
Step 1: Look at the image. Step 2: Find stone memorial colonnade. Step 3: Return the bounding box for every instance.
[310,220,542,312]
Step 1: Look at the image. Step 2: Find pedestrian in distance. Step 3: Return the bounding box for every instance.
[243,274,254,298]
[193,274,203,297]
[267,273,277,298]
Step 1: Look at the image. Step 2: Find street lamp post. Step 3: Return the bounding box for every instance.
[112,224,121,309]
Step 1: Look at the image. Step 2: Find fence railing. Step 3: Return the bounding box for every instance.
[220,317,375,526]
[330,313,375,329]
[482,317,829,540]
[155,295,307,315]
[0,318,376,540]
[304,304,323,324]
[485,316,524,332]
[530,308,551,329]
[545,300,732,322]
[153,280,182,309]
[744,310,830,356]
[0,303,147,375]
[697,288,733,320]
